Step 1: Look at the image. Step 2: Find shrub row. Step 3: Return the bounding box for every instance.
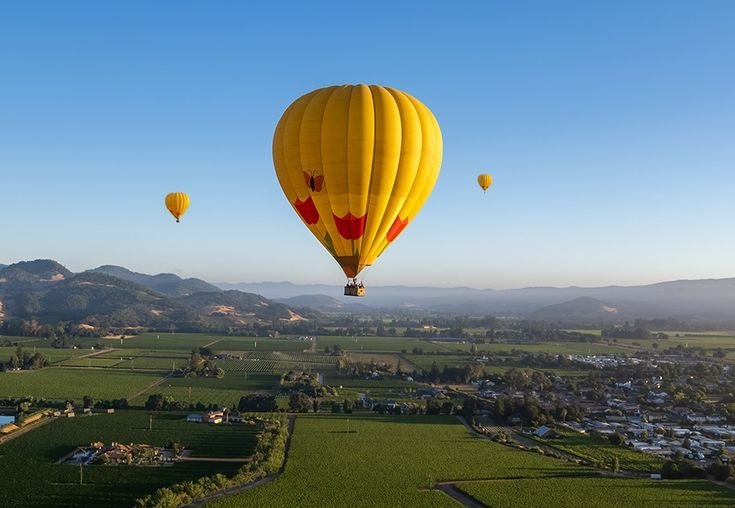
[133,415,289,508]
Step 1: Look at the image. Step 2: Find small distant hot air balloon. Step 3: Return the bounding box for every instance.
[165,192,190,223]
[477,174,493,192]
[273,84,443,296]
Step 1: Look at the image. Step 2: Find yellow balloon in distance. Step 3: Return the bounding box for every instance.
[165,192,190,223]
[477,174,493,192]
[273,84,443,280]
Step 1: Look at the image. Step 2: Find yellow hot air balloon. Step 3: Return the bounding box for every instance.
[165,192,190,223]
[477,174,493,192]
[273,84,443,296]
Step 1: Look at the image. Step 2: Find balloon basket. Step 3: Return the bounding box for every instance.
[344,283,366,297]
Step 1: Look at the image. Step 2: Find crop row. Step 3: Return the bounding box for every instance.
[209,415,735,508]
[0,368,162,400]
[457,477,734,508]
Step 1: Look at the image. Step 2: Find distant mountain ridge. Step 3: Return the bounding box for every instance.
[3,259,734,325]
[221,278,735,323]
[89,265,221,297]
[0,260,297,329]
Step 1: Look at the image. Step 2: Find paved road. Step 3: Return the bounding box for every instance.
[179,456,251,463]
[435,483,486,508]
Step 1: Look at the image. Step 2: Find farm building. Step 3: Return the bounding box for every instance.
[204,410,225,423]
[533,426,559,439]
[187,410,226,424]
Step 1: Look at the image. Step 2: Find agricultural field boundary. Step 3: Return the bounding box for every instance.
[183,415,296,508]
[127,372,173,400]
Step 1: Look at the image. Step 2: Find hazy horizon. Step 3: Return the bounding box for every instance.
[2,257,734,292]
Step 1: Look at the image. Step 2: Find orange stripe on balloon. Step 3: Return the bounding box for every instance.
[386,216,408,242]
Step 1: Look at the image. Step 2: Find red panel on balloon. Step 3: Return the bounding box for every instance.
[334,212,367,240]
[294,196,319,225]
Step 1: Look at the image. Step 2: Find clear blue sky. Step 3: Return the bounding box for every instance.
[2,1,733,288]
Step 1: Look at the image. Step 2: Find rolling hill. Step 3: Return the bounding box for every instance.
[89,265,221,297]
[0,260,296,329]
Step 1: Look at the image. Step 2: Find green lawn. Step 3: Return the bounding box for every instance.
[458,477,735,508]
[0,411,259,508]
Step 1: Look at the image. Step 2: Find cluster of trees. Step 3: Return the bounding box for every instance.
[237,394,278,412]
[335,357,393,378]
[331,400,354,413]
[178,350,224,378]
[491,326,599,344]
[144,394,218,412]
[1,346,48,371]
[0,318,121,339]
[421,362,485,384]
[92,398,129,410]
[661,458,708,479]
[324,344,344,356]
[281,371,337,397]
[491,395,551,426]
[288,393,319,412]
[493,368,553,392]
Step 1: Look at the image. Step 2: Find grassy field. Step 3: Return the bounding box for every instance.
[458,477,735,508]
[531,427,665,473]
[131,372,281,407]
[0,410,260,508]
[0,368,163,401]
[324,375,418,400]
[316,335,443,353]
[0,345,82,365]
[209,414,595,507]
[102,333,309,352]
[207,414,733,508]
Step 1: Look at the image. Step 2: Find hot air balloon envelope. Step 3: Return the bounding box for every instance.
[165,192,190,222]
[272,84,443,291]
[477,174,493,192]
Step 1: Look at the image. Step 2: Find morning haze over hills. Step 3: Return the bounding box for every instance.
[2,259,735,327]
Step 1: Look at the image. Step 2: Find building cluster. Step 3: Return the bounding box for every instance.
[475,353,735,467]
[186,409,259,425]
[568,354,643,369]
[65,441,176,466]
